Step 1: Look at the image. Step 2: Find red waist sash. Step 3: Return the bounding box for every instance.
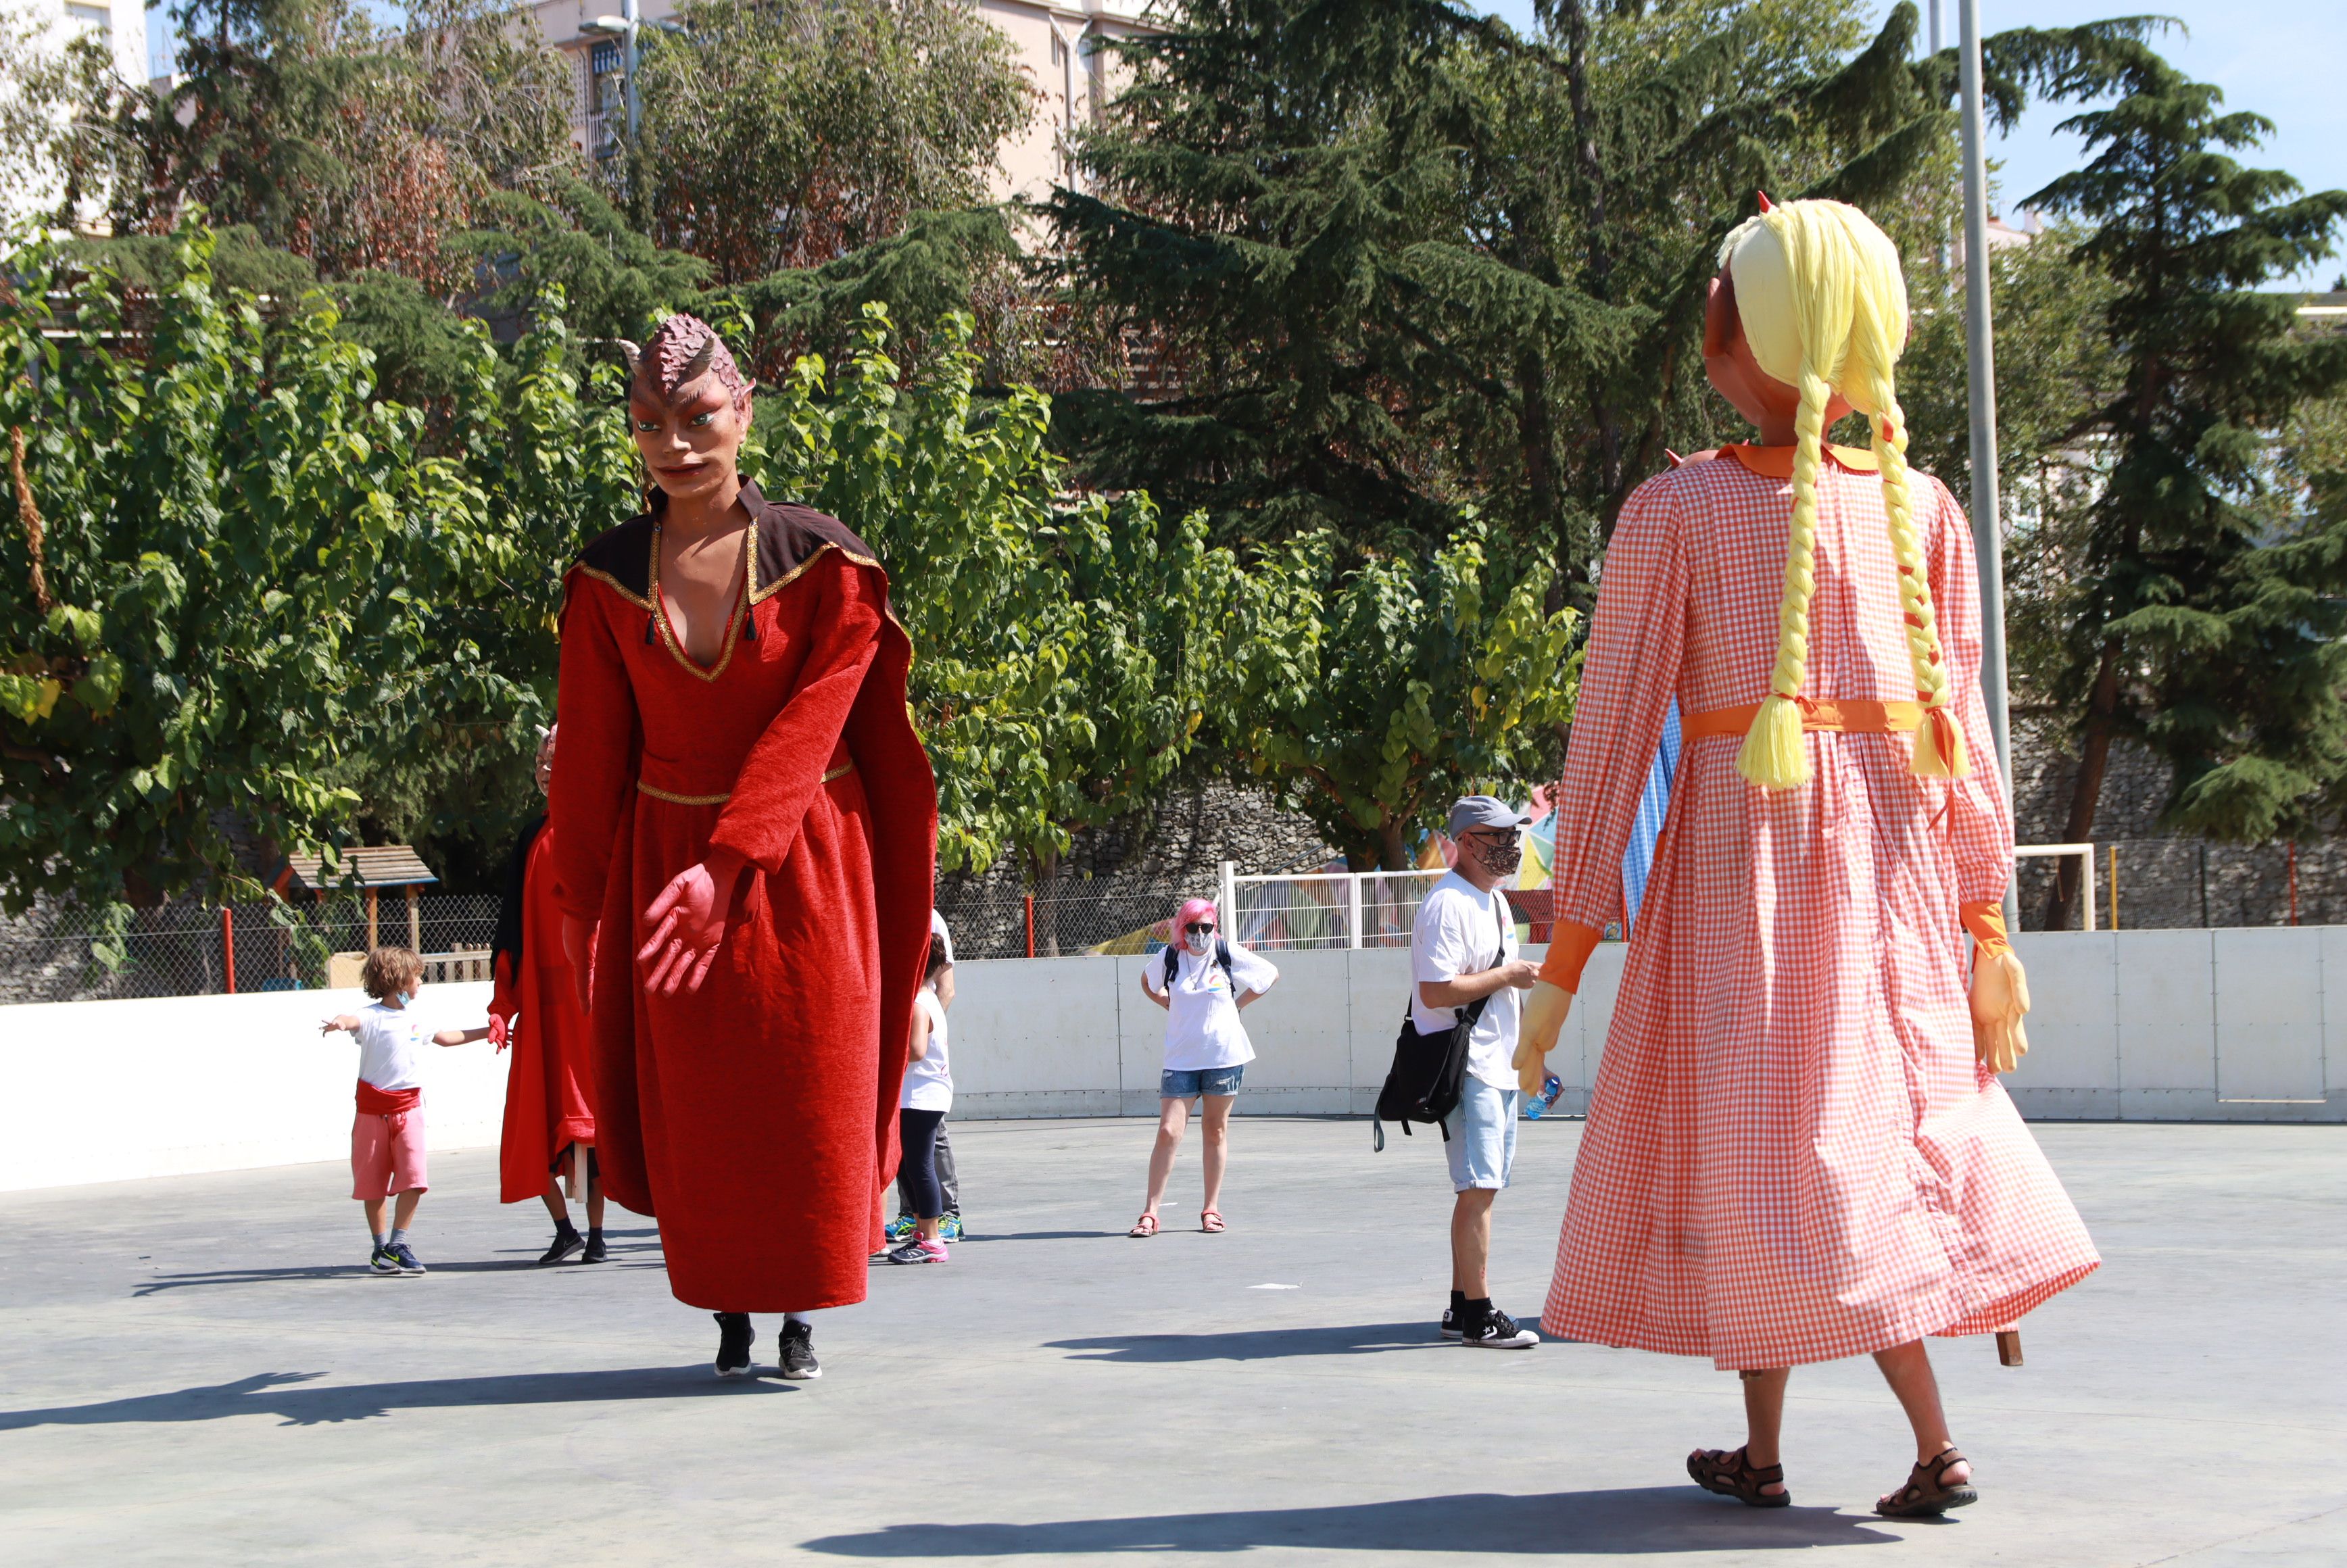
[356,1080,421,1117]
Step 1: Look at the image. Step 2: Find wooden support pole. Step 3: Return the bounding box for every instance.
[407,884,421,953]
[366,887,379,952]
[1995,1329,2024,1367]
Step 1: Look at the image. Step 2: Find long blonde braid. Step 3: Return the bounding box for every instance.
[1723,199,1967,789]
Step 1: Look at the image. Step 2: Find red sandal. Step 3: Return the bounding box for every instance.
[1201,1210,1226,1233]
[1128,1213,1159,1238]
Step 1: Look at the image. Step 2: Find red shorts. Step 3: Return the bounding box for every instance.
[350,1106,429,1200]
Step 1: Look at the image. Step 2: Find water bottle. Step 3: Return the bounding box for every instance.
[1524,1072,1564,1119]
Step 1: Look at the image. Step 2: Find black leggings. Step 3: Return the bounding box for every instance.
[898,1108,946,1220]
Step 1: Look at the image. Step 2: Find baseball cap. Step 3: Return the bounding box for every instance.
[1446,795,1532,837]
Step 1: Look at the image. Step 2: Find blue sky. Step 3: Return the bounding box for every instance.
[1480,1,2347,290]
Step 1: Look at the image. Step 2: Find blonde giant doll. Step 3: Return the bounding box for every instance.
[1516,199,2096,1516]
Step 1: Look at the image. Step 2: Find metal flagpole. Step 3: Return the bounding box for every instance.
[1958,0,2018,928]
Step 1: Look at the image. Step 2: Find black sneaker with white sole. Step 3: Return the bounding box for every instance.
[537,1227,583,1266]
[777,1320,821,1380]
[1440,1304,1463,1340]
[580,1231,608,1265]
[1459,1306,1541,1348]
[369,1245,399,1275]
[713,1312,754,1377]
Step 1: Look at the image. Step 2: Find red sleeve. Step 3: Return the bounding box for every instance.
[549,574,641,921]
[707,555,884,873]
[1538,473,1691,994]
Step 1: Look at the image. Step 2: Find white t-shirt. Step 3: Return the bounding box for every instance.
[901,989,952,1112]
[1409,872,1521,1091]
[353,998,433,1092]
[1153,941,1280,1072]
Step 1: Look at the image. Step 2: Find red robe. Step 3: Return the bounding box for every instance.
[549,481,938,1312]
[488,816,597,1204]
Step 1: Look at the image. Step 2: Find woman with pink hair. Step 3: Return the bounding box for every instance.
[1130,896,1279,1236]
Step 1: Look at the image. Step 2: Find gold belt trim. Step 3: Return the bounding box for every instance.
[634,760,854,808]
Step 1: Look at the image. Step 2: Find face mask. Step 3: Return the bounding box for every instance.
[1470,833,1523,879]
[1184,925,1215,956]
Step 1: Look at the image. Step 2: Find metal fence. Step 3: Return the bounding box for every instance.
[0,894,501,1006]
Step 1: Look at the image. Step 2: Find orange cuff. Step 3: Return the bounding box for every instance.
[1961,901,2012,956]
[1537,921,1604,995]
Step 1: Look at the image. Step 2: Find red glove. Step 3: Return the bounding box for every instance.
[487,952,518,1052]
[487,1013,510,1052]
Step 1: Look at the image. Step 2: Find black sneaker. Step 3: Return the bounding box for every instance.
[580,1231,608,1265]
[1440,1304,1463,1340]
[369,1245,398,1275]
[713,1312,754,1378]
[537,1227,583,1266]
[385,1242,427,1276]
[777,1319,821,1380]
[1460,1305,1539,1348]
[886,1237,946,1265]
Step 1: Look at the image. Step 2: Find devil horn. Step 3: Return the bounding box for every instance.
[681,336,716,384]
[616,339,642,379]
[1756,190,1775,213]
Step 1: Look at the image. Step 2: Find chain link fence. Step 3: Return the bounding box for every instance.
[0,894,501,1006]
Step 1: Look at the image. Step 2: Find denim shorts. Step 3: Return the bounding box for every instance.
[1161,1064,1246,1099]
[1441,1075,1520,1192]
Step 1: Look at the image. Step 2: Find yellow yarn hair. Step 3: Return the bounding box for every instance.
[1718,199,1968,789]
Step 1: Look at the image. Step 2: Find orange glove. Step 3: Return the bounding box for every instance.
[1962,902,2031,1075]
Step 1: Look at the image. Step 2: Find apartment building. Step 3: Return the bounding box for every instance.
[521,0,1158,202]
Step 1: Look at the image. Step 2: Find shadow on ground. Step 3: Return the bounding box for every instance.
[131,1235,666,1295]
[1046,1322,1447,1361]
[0,1367,785,1429]
[798,1490,1900,1555]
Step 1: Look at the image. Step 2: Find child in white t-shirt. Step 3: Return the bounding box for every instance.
[319,946,494,1275]
[884,939,956,1265]
[1129,896,1278,1238]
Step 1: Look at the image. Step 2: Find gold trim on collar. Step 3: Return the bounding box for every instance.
[637,781,731,806]
[649,520,755,683]
[571,562,652,611]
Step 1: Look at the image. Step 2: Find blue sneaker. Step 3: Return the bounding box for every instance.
[884,1213,917,1243]
[369,1245,398,1275]
[385,1242,427,1275]
[938,1215,964,1242]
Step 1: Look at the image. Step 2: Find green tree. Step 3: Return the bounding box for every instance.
[627,0,1035,285]
[2023,48,2347,927]
[1212,524,1580,870]
[0,220,495,909]
[752,306,1215,923]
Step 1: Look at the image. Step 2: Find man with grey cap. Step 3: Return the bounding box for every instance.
[1411,795,1544,1348]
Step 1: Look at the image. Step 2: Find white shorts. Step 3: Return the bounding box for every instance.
[1442,1075,1519,1192]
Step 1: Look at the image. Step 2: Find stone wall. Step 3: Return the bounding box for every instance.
[936,777,1337,959]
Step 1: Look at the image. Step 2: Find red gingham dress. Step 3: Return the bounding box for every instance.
[1538,448,2098,1369]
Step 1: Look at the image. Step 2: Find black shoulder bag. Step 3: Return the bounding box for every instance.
[1372,893,1506,1152]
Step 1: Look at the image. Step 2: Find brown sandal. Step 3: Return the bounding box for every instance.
[1687,1446,1790,1509]
[1877,1446,1978,1517]
[1128,1214,1159,1238]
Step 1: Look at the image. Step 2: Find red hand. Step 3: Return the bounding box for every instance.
[636,846,746,997]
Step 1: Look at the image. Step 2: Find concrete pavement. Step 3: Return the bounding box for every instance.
[1,1117,2342,1565]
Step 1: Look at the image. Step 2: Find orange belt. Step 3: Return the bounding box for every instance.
[1681,698,1922,740]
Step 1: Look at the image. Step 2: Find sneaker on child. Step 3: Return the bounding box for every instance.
[580,1230,608,1265]
[537,1226,583,1266]
[883,1214,917,1243]
[886,1237,948,1265]
[938,1215,964,1242]
[385,1242,427,1276]
[369,1244,398,1275]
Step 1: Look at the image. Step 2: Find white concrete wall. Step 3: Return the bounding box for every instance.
[1,929,2338,1193]
[0,983,511,1192]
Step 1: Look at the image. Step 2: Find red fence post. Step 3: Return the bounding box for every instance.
[2289,841,2299,926]
[1024,894,1036,959]
[221,906,237,995]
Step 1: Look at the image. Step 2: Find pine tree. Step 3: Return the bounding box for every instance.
[2027,47,2347,927]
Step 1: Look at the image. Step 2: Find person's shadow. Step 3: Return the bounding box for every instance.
[798,1490,1900,1556]
[0,1367,785,1429]
[1046,1323,1446,1362]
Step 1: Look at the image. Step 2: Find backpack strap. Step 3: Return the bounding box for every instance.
[1163,945,1180,989]
[1216,937,1235,988]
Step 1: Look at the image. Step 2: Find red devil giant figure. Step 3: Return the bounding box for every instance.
[550,314,938,1381]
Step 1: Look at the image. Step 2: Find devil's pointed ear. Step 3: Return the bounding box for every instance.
[616,339,643,383]
[1756,190,1775,213]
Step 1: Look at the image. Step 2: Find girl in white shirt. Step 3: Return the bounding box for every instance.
[1130,896,1279,1237]
[888,941,955,1264]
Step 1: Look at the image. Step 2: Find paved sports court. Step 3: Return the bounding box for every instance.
[1,1118,2340,1565]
